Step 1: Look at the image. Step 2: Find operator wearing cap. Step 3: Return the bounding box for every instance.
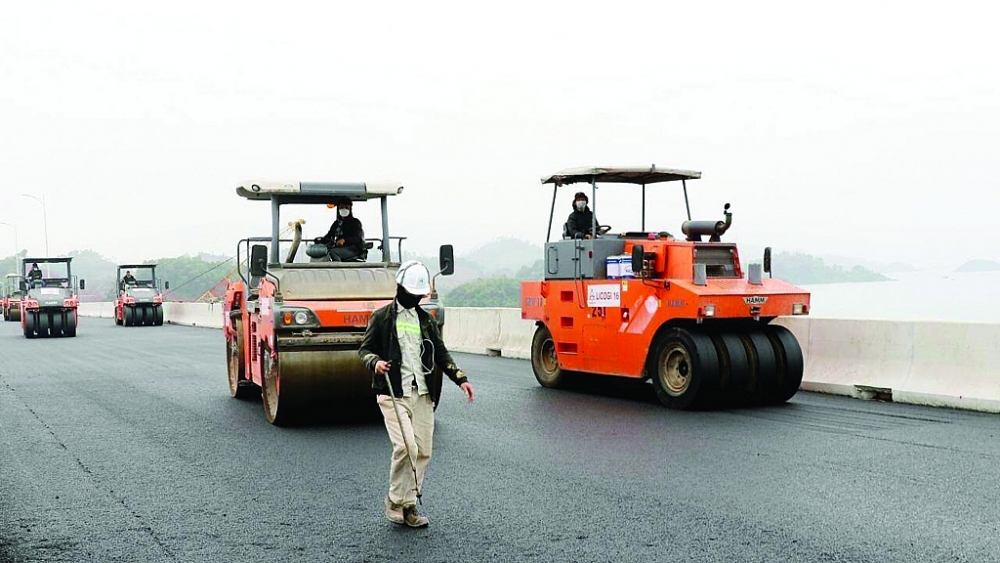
[359,260,475,528]
[28,263,43,287]
[315,198,364,261]
[566,191,599,239]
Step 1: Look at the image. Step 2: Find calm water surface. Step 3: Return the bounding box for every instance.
[802,270,1000,323]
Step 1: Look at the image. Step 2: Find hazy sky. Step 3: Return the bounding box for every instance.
[2,1,998,269]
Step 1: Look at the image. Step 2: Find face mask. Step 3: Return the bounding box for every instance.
[396,285,423,309]
[339,208,350,218]
[575,201,586,211]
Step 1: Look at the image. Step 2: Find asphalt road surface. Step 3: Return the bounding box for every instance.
[2,317,1000,562]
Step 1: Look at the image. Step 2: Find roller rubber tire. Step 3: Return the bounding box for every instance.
[153,305,164,326]
[38,311,50,337]
[141,306,151,326]
[741,331,779,404]
[65,311,77,337]
[125,306,135,327]
[765,325,804,404]
[650,328,720,409]
[24,311,36,338]
[530,325,566,389]
[710,332,753,406]
[51,311,64,337]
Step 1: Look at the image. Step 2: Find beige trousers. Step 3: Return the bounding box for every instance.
[377,393,435,507]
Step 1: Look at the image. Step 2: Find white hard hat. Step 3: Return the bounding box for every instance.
[395,260,431,295]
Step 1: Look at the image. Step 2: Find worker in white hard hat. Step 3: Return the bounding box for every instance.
[359,260,475,528]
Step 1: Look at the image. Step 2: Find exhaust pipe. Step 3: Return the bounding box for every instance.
[682,203,732,242]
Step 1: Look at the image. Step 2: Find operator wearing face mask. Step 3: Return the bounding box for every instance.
[359,260,475,528]
[566,191,600,239]
[315,198,365,261]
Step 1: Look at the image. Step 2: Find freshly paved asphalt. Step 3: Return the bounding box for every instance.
[2,317,1000,562]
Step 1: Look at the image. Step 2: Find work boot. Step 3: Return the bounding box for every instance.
[402,504,429,528]
[384,496,404,524]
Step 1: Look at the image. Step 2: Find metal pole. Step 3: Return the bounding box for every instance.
[42,194,48,257]
[641,184,646,231]
[590,178,597,238]
[382,371,422,503]
[270,198,281,264]
[380,196,390,262]
[545,186,557,243]
[682,180,691,221]
[21,194,49,256]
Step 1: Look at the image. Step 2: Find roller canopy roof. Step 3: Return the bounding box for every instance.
[541,166,702,186]
[22,257,72,264]
[236,180,404,202]
[118,264,157,269]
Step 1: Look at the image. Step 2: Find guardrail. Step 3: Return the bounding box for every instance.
[77,303,1000,413]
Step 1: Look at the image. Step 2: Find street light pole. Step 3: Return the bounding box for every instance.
[21,193,49,257]
[0,221,17,258]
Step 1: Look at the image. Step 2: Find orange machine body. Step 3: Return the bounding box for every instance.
[522,234,809,380]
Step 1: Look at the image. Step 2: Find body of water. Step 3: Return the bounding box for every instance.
[801,270,1000,324]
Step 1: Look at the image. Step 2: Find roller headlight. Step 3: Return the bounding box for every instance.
[279,307,319,327]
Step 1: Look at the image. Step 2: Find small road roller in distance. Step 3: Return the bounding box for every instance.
[521,166,810,409]
[114,264,168,327]
[2,274,25,322]
[19,257,85,338]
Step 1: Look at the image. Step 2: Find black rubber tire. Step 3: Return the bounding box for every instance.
[530,325,566,389]
[741,330,779,404]
[139,306,149,326]
[650,328,719,409]
[65,311,77,337]
[51,311,64,337]
[153,305,164,326]
[227,316,255,400]
[125,306,135,327]
[710,331,753,406]
[38,311,50,337]
[24,311,35,339]
[11,306,21,323]
[765,325,804,404]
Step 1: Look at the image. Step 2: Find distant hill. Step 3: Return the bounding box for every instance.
[774,252,889,285]
[955,259,1000,273]
[460,237,542,276]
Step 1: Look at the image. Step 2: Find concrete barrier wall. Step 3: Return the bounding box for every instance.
[775,317,1000,413]
[78,303,1000,413]
[78,302,114,318]
[162,302,224,329]
[444,308,535,360]
[79,302,224,329]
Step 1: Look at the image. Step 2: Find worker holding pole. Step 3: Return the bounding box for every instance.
[359,260,475,528]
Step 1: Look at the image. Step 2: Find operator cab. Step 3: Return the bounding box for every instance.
[539,166,738,281]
